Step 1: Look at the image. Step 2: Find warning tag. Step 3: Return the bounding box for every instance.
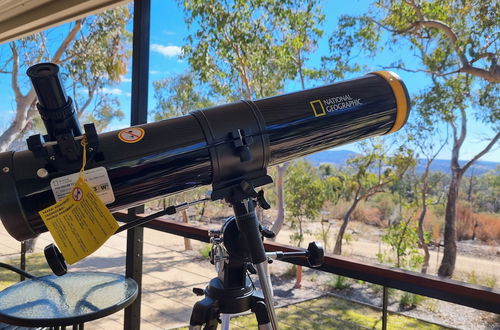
[39,176,119,264]
[50,167,115,205]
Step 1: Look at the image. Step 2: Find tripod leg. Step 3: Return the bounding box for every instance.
[189,295,220,330]
[253,301,273,330]
[221,314,231,330]
[233,200,279,329]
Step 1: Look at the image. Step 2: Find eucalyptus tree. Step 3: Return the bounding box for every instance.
[285,159,325,287]
[152,72,214,120]
[332,0,499,277]
[0,7,131,151]
[406,120,447,273]
[333,142,415,255]
[180,0,324,237]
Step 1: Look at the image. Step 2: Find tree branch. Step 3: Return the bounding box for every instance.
[10,43,22,101]
[377,1,500,82]
[51,19,83,63]
[461,131,500,175]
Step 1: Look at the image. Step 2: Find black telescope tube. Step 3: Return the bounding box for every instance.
[0,70,410,241]
[26,63,82,140]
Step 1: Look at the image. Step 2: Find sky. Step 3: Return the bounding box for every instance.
[0,0,498,162]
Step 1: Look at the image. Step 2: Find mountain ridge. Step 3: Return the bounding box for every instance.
[305,150,498,175]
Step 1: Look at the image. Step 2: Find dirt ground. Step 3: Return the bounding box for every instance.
[265,218,499,283]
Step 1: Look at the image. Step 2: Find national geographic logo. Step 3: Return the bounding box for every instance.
[310,94,362,117]
[310,100,326,117]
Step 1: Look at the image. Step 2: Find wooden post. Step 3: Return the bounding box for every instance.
[182,210,192,250]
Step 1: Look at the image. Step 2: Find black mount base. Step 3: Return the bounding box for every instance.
[190,276,270,329]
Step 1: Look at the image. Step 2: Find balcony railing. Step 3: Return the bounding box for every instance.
[112,211,500,329]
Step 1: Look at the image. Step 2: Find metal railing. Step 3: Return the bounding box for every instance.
[113,212,500,329]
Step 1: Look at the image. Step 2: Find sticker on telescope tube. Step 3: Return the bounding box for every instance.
[118,127,145,143]
[50,167,115,205]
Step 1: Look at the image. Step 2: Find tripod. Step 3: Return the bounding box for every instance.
[189,185,324,330]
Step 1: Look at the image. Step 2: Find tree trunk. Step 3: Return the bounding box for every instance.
[333,199,359,255]
[418,206,430,274]
[294,265,303,289]
[418,165,431,274]
[438,170,463,277]
[270,162,289,239]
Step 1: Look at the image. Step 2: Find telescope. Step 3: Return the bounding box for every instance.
[0,63,410,242]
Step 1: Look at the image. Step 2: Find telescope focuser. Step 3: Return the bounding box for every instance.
[26,63,99,167]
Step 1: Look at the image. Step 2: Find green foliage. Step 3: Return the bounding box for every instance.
[467,270,478,285]
[63,6,132,129]
[285,159,325,246]
[326,275,352,290]
[225,295,446,330]
[330,141,415,255]
[342,142,415,202]
[399,292,425,310]
[152,72,214,120]
[379,219,428,270]
[483,275,498,288]
[321,15,379,81]
[198,243,212,260]
[370,192,397,225]
[180,0,324,99]
[462,167,500,213]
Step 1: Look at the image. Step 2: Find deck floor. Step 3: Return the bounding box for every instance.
[0,221,216,329]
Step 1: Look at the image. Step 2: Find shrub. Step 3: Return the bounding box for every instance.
[475,213,500,242]
[399,292,425,310]
[351,204,382,226]
[326,275,351,290]
[456,202,477,240]
[199,243,212,260]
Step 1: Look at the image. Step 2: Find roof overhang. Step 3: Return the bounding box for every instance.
[0,0,131,44]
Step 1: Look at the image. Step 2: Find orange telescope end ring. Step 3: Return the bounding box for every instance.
[371,71,410,134]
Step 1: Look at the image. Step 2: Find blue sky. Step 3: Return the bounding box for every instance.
[0,0,498,162]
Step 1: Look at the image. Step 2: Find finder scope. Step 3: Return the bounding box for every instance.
[0,64,410,241]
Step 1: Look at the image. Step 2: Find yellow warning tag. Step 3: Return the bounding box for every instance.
[38,135,118,264]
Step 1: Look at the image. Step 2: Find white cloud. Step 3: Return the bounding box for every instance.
[120,75,132,83]
[150,44,183,58]
[162,30,176,36]
[149,70,161,75]
[101,87,124,95]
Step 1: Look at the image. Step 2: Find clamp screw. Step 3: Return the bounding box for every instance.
[37,168,49,178]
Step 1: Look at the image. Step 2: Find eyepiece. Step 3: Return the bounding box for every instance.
[27,63,69,110]
[26,63,81,141]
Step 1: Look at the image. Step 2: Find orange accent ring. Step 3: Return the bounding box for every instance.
[371,71,409,134]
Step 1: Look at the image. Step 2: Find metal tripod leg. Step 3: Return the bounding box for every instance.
[255,261,278,329]
[232,199,279,329]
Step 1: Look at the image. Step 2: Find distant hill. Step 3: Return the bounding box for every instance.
[305,150,499,176]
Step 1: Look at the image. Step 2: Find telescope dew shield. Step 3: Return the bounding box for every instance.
[0,70,409,241]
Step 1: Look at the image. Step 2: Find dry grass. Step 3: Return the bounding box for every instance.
[475,213,500,242]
